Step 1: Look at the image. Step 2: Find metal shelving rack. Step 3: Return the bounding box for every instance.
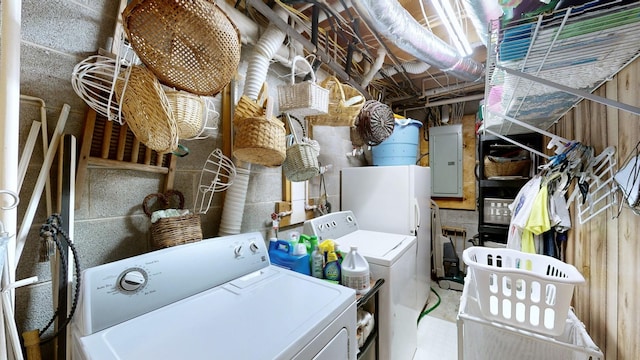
[482,1,640,141]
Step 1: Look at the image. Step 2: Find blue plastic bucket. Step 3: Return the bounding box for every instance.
[372,119,422,166]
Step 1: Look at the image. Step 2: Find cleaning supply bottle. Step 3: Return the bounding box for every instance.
[323,248,341,283]
[341,246,370,294]
[311,245,324,279]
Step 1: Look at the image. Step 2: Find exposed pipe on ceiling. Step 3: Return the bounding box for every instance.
[1,0,21,309]
[351,0,485,82]
[461,0,504,47]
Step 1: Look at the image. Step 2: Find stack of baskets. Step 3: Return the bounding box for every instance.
[143,190,202,249]
[462,247,585,336]
[89,0,243,154]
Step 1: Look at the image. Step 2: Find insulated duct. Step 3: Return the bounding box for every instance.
[351,0,484,82]
[377,60,432,79]
[219,8,289,236]
[461,0,503,46]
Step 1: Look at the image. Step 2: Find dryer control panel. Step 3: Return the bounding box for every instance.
[303,211,360,241]
[74,232,270,336]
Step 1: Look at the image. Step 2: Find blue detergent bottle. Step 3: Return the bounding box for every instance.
[268,239,311,276]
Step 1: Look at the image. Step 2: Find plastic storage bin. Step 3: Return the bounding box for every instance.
[462,247,585,336]
[371,118,422,166]
[457,279,603,360]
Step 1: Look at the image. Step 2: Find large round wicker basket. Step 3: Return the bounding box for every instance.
[122,0,241,96]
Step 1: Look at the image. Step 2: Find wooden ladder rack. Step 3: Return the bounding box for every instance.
[75,109,176,209]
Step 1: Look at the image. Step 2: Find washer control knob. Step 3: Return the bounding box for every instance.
[234,245,243,257]
[249,242,259,253]
[120,270,146,292]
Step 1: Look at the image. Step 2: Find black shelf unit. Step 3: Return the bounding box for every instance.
[356,278,384,360]
[477,133,542,245]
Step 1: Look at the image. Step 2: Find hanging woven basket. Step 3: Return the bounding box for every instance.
[122,0,241,96]
[356,100,395,146]
[115,65,179,154]
[306,76,365,127]
[233,115,286,167]
[277,56,329,117]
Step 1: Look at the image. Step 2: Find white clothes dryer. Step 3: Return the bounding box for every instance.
[71,232,357,360]
[304,211,418,360]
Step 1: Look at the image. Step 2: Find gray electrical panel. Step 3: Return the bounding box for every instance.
[429,124,463,197]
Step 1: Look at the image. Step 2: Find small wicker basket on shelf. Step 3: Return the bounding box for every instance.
[483,157,531,178]
[143,190,202,249]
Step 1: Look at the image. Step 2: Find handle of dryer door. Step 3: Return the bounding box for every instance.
[413,198,420,231]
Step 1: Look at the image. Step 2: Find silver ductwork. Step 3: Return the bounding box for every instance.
[462,0,504,46]
[351,0,484,82]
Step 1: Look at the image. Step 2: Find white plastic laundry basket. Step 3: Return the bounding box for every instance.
[462,247,585,336]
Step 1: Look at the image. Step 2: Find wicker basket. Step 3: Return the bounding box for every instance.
[233,116,286,167]
[165,90,205,140]
[282,114,319,182]
[122,0,241,96]
[484,156,531,178]
[233,83,268,123]
[306,76,365,127]
[356,100,395,146]
[278,56,329,117]
[115,65,179,154]
[143,190,202,249]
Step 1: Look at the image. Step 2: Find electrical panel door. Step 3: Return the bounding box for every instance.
[429,124,463,197]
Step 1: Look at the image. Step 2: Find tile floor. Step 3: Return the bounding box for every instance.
[413,286,462,360]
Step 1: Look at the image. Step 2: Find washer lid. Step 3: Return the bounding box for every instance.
[74,266,355,360]
[335,230,416,266]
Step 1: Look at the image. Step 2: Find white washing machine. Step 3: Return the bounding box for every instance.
[303,211,418,360]
[71,232,357,360]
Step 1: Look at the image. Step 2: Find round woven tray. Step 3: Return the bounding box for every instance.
[115,65,178,154]
[233,116,286,167]
[123,0,241,96]
[356,100,395,146]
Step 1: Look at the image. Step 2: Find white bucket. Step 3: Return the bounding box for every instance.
[341,246,370,294]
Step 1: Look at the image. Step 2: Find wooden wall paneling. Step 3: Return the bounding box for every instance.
[586,89,608,347]
[604,77,619,360]
[571,100,590,328]
[433,114,476,210]
[615,59,640,360]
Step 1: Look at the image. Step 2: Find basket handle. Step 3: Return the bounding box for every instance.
[324,76,346,101]
[290,56,316,85]
[142,190,186,217]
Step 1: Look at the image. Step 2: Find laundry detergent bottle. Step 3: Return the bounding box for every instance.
[323,248,341,283]
[341,246,370,294]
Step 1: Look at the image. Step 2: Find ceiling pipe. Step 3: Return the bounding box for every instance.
[461,0,503,47]
[351,0,485,82]
[246,0,370,96]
